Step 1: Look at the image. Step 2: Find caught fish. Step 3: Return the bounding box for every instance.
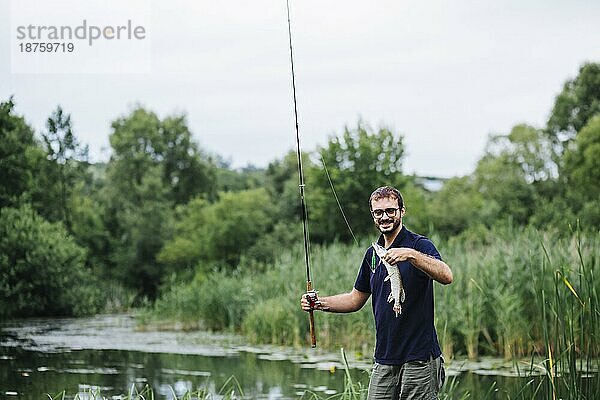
[372,243,406,316]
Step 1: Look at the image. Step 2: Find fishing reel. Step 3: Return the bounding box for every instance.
[306,290,321,310]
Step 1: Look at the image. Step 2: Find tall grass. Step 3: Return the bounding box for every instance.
[437,224,600,399]
[146,226,599,360]
[144,225,599,398]
[141,241,376,351]
[435,225,600,363]
[529,228,600,400]
[48,377,246,400]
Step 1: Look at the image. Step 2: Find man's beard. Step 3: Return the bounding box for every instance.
[376,218,401,234]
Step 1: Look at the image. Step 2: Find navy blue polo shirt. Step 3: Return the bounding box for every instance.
[354,225,443,365]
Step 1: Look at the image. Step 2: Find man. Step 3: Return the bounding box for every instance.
[300,186,453,400]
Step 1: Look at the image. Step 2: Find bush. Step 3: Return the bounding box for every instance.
[0,206,105,318]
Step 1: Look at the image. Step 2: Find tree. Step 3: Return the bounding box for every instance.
[0,206,103,318]
[111,165,174,300]
[199,189,274,267]
[156,196,208,273]
[563,115,600,200]
[562,115,600,226]
[109,107,216,205]
[0,98,41,208]
[161,115,217,204]
[214,157,266,192]
[306,121,407,242]
[69,183,112,273]
[458,126,558,229]
[40,106,89,230]
[547,63,600,148]
[498,124,557,183]
[473,152,535,226]
[430,126,544,237]
[264,150,312,223]
[103,107,217,298]
[109,107,162,189]
[158,189,274,272]
[428,176,483,237]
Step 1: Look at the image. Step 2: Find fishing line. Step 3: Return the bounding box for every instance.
[283,0,357,249]
[318,152,359,246]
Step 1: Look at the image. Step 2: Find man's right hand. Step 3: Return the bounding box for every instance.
[300,291,321,311]
[300,289,370,314]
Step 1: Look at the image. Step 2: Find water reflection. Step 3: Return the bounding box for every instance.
[1,346,367,399]
[0,315,597,399]
[0,315,367,399]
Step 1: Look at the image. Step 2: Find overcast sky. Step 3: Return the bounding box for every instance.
[2,0,599,177]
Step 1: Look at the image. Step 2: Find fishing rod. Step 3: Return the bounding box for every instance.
[285,0,316,348]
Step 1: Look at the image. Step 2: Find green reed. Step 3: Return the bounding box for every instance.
[143,224,599,399]
[145,226,599,362]
[525,227,600,400]
[49,376,246,400]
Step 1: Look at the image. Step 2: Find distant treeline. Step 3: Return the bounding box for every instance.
[1,62,599,319]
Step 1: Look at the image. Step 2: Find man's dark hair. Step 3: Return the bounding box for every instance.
[369,186,404,211]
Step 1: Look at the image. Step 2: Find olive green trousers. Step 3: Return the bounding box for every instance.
[367,356,445,400]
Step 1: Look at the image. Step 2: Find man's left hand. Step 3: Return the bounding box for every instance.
[382,247,416,265]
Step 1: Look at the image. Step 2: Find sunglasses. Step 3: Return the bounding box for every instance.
[371,207,399,218]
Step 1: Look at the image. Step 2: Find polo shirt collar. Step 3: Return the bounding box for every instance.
[376,225,407,249]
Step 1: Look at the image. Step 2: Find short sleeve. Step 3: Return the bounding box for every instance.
[415,236,442,260]
[354,248,373,293]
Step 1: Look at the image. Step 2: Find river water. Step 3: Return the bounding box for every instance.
[0,314,593,399]
[0,314,373,399]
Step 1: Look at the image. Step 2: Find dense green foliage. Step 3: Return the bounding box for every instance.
[306,121,409,242]
[0,206,104,317]
[547,63,600,145]
[1,62,599,338]
[0,99,40,209]
[101,108,217,299]
[39,106,90,230]
[158,188,275,272]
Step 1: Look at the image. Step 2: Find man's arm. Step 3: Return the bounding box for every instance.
[383,248,453,285]
[300,288,370,313]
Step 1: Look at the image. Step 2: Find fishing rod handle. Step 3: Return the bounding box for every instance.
[307,280,317,348]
